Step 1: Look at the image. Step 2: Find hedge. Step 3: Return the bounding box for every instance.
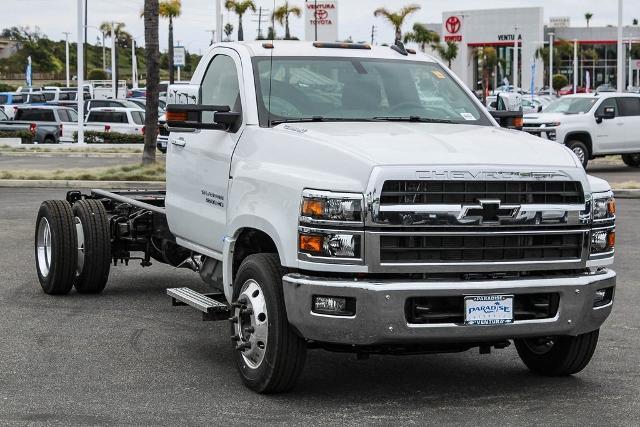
[0,130,34,144]
[73,130,144,144]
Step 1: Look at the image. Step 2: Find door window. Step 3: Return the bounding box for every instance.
[57,109,69,122]
[596,98,618,117]
[131,111,145,125]
[617,97,640,116]
[200,54,241,123]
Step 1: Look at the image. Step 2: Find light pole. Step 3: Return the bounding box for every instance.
[216,0,223,42]
[513,26,519,90]
[111,23,117,98]
[573,39,578,94]
[548,32,554,92]
[132,39,138,89]
[76,0,85,145]
[62,32,71,87]
[617,0,624,91]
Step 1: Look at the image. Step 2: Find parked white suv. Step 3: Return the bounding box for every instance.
[85,107,145,135]
[524,93,640,167]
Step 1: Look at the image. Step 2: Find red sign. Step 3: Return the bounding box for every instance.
[315,9,328,20]
[445,16,462,34]
[444,35,462,42]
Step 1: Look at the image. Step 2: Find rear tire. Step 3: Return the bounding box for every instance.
[35,200,77,295]
[622,153,640,168]
[43,135,56,144]
[72,199,111,293]
[515,329,600,376]
[231,253,307,393]
[567,140,589,168]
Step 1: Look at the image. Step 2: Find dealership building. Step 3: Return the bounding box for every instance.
[426,7,640,92]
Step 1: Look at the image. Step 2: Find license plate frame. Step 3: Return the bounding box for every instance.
[464,295,514,325]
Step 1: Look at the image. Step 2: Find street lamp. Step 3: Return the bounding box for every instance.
[573,39,578,94]
[76,0,85,145]
[62,32,71,87]
[513,26,519,90]
[617,0,624,91]
[548,32,554,92]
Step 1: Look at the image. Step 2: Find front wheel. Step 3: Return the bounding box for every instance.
[515,329,600,376]
[230,253,307,393]
[622,153,640,168]
[567,140,589,168]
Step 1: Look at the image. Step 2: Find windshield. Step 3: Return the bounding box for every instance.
[544,97,598,114]
[252,57,491,126]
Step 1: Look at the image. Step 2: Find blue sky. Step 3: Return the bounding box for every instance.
[2,0,639,53]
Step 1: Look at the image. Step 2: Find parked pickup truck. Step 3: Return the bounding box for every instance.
[84,107,145,135]
[34,41,616,394]
[524,93,640,168]
[0,106,78,143]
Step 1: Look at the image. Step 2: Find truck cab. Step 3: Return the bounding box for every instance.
[35,41,616,394]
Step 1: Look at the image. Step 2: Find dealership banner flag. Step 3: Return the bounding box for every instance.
[586,70,591,93]
[530,60,536,95]
[25,56,32,86]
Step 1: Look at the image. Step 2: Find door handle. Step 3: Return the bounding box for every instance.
[171,137,186,147]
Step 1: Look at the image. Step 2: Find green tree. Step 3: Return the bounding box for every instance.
[374,4,421,43]
[267,26,276,40]
[272,1,302,40]
[403,23,439,52]
[585,12,593,28]
[87,68,108,80]
[436,41,458,68]
[553,74,569,94]
[224,23,234,41]
[159,0,181,84]
[225,0,256,41]
[142,0,160,165]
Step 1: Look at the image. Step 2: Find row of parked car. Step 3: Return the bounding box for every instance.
[0,85,169,145]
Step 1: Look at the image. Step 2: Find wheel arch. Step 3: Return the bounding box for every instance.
[564,132,593,158]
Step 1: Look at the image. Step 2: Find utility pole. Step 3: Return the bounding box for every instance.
[617,0,624,91]
[131,39,137,89]
[63,32,71,87]
[252,7,270,39]
[371,25,376,45]
[548,32,554,92]
[513,26,519,90]
[84,0,88,78]
[216,0,223,43]
[76,0,85,145]
[111,23,116,99]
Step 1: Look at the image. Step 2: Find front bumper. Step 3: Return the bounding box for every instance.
[283,269,615,346]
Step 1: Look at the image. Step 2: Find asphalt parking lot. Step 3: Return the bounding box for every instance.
[0,188,639,425]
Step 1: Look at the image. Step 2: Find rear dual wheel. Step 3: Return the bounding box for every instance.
[622,153,640,168]
[35,199,111,295]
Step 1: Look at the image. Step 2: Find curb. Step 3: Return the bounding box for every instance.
[612,188,640,199]
[0,180,165,189]
[0,152,155,159]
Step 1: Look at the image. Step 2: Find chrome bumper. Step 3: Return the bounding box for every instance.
[282,269,615,346]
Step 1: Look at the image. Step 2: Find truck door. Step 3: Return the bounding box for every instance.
[615,97,640,153]
[592,98,624,154]
[165,50,244,254]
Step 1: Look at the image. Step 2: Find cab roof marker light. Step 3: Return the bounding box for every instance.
[406,48,417,54]
[312,42,371,50]
[262,43,274,49]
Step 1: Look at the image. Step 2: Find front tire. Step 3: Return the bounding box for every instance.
[230,253,306,393]
[72,199,111,293]
[567,140,589,168]
[35,200,77,295]
[515,329,600,376]
[622,153,640,168]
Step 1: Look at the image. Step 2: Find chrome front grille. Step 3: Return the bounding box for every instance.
[380,180,584,205]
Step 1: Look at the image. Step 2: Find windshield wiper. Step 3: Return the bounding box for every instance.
[372,116,454,124]
[271,117,375,125]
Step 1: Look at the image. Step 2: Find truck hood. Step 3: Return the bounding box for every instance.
[524,112,585,124]
[276,122,578,168]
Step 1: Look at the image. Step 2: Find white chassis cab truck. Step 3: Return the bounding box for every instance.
[34,41,617,394]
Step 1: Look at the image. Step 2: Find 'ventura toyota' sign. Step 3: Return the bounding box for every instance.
[443,15,463,42]
[305,1,339,42]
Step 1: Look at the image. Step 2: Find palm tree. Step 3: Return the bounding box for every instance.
[99,22,130,90]
[403,23,439,52]
[159,0,181,84]
[374,4,421,43]
[225,0,257,42]
[272,1,302,40]
[436,41,458,69]
[585,12,593,28]
[142,0,159,165]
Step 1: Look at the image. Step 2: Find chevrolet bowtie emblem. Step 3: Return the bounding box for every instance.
[460,200,519,224]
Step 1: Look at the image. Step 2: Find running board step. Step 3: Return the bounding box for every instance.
[167,287,231,321]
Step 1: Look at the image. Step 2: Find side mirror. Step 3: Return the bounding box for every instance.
[166,104,240,131]
[537,105,543,112]
[595,106,615,123]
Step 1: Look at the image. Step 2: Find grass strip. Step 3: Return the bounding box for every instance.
[0,162,165,181]
[0,144,144,154]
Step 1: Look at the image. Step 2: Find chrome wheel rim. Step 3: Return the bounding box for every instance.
[75,216,85,276]
[572,147,586,164]
[235,279,268,369]
[522,337,555,355]
[36,217,52,277]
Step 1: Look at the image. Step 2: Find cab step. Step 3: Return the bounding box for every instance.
[167,287,230,321]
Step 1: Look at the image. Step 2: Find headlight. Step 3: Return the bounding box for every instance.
[590,229,615,254]
[592,192,615,221]
[300,190,364,225]
[299,229,362,259]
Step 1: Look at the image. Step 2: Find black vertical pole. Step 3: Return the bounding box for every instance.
[314,0,318,41]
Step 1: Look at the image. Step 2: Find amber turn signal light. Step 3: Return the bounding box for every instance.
[607,231,616,249]
[607,199,616,215]
[301,199,325,218]
[166,110,188,122]
[299,234,323,254]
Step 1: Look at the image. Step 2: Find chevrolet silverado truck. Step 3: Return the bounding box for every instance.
[523,92,640,168]
[34,41,616,394]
